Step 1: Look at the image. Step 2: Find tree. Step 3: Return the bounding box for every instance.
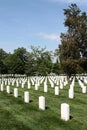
[25,46,53,76]
[13,47,29,74]
[25,52,37,76]
[59,4,87,77]
[4,47,29,74]
[4,53,13,74]
[36,51,53,75]
[0,49,8,73]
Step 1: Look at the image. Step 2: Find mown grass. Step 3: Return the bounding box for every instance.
[0,79,87,130]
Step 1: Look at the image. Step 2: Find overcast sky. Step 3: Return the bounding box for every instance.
[0,0,87,53]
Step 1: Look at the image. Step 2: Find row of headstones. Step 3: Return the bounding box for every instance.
[48,76,68,87]
[0,77,46,90]
[0,84,26,97]
[0,77,45,87]
[77,76,87,93]
[0,83,60,96]
[69,77,87,99]
[1,76,87,122]
[0,76,77,121]
[0,76,68,89]
[77,76,87,85]
[0,76,70,96]
[0,84,70,121]
[1,76,86,99]
[1,77,86,98]
[0,76,68,93]
[1,76,85,97]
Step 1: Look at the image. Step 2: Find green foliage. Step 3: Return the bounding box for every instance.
[59,4,87,75]
[4,47,28,74]
[0,49,8,73]
[0,46,60,75]
[25,46,53,76]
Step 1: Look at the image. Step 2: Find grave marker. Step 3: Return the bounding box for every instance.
[61,103,70,121]
[39,96,45,110]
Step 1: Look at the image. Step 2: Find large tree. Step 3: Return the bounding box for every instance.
[59,4,87,77]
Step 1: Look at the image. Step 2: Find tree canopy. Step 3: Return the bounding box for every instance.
[0,46,62,76]
[59,4,87,76]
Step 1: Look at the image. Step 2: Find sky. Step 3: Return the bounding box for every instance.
[0,0,87,53]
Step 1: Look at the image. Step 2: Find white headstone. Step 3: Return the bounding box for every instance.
[16,81,19,87]
[22,83,24,88]
[1,84,4,91]
[14,88,18,97]
[61,103,70,121]
[35,83,38,90]
[82,86,86,93]
[28,82,31,89]
[6,85,10,94]
[55,86,59,95]
[24,91,29,103]
[5,80,7,85]
[51,82,54,88]
[60,81,63,89]
[12,81,15,86]
[39,96,45,110]
[69,88,74,99]
[8,81,10,85]
[44,84,48,92]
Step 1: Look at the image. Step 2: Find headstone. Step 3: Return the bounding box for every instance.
[24,91,29,103]
[61,103,70,121]
[6,85,10,94]
[39,96,45,110]
[35,83,38,90]
[14,88,18,97]
[44,83,48,92]
[22,83,24,88]
[69,88,74,99]
[55,86,59,95]
[12,81,15,86]
[51,82,54,88]
[5,80,7,85]
[1,84,4,91]
[8,80,10,85]
[60,81,63,89]
[28,82,31,89]
[16,81,19,87]
[82,86,86,93]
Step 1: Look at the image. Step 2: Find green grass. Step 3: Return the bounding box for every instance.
[0,79,87,130]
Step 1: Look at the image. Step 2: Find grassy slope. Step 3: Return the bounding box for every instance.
[0,80,87,130]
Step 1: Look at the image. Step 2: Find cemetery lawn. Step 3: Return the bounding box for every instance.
[0,82,87,130]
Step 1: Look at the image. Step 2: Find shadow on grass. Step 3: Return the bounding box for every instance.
[30,100,33,103]
[18,95,22,97]
[70,115,73,120]
[45,106,49,110]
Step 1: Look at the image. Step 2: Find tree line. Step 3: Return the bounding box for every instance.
[0,46,62,76]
